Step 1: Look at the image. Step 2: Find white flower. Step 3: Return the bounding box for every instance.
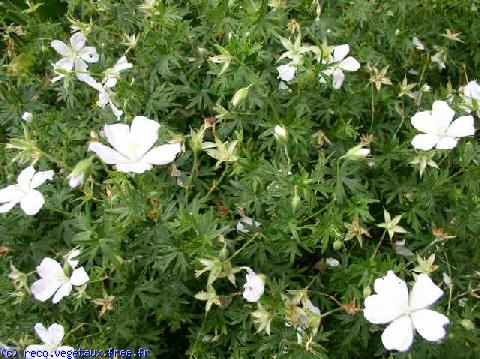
[326,258,340,267]
[0,166,53,215]
[274,125,287,141]
[88,116,181,174]
[24,323,73,359]
[463,80,480,110]
[22,112,33,123]
[364,271,449,352]
[51,32,98,84]
[277,64,296,81]
[411,101,475,150]
[96,84,124,119]
[237,217,261,233]
[103,56,133,88]
[31,251,89,304]
[320,44,360,89]
[242,267,265,302]
[412,37,425,51]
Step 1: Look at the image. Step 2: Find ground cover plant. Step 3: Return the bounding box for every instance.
[1,0,480,358]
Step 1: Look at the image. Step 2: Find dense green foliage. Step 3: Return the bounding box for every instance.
[1,0,479,358]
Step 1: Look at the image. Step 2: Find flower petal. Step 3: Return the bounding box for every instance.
[17,166,35,191]
[54,58,74,72]
[115,162,152,174]
[411,134,440,150]
[142,143,181,165]
[70,32,86,52]
[0,185,23,204]
[435,136,458,150]
[409,274,444,310]
[114,56,133,72]
[66,249,81,269]
[364,271,409,324]
[332,68,345,89]
[20,190,45,215]
[30,170,54,189]
[431,101,455,130]
[339,56,360,72]
[446,116,475,138]
[47,323,65,346]
[79,46,99,63]
[333,44,349,62]
[51,40,71,57]
[411,111,436,134]
[53,282,73,303]
[411,309,449,342]
[31,278,64,302]
[129,116,161,158]
[75,60,101,90]
[36,257,65,279]
[70,267,89,286]
[103,123,131,156]
[88,142,129,165]
[34,323,51,344]
[381,316,414,352]
[0,201,18,213]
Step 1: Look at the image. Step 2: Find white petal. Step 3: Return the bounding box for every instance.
[105,77,117,88]
[20,190,45,215]
[243,271,265,302]
[0,185,23,203]
[103,123,131,156]
[464,81,480,101]
[66,249,81,268]
[114,56,133,72]
[79,46,99,63]
[54,57,74,71]
[364,271,409,324]
[339,56,360,72]
[411,134,440,150]
[70,32,86,52]
[115,162,152,174]
[30,170,54,189]
[277,64,296,81]
[17,166,35,191]
[51,40,71,57]
[36,257,65,279]
[333,44,349,62]
[381,316,414,352]
[31,278,64,302]
[409,274,444,310]
[0,201,18,213]
[446,116,475,137]
[129,116,160,158]
[411,309,449,342]
[34,323,51,344]
[431,101,455,130]
[88,142,129,165]
[109,101,123,119]
[46,323,65,345]
[70,267,89,286]
[435,136,458,150]
[53,282,73,303]
[75,60,101,90]
[142,143,181,165]
[411,111,437,134]
[332,68,345,89]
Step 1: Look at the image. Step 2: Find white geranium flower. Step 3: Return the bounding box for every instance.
[274,125,287,141]
[24,323,74,359]
[31,251,89,304]
[96,84,124,119]
[0,166,53,215]
[364,271,449,352]
[277,64,296,81]
[103,56,133,88]
[51,32,98,84]
[411,101,475,150]
[242,267,265,303]
[237,217,261,233]
[463,80,480,110]
[412,37,425,50]
[22,112,33,123]
[326,257,340,267]
[320,44,360,89]
[89,116,181,174]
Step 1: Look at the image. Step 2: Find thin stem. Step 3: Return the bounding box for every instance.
[371,230,387,258]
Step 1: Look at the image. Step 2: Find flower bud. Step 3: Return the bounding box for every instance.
[274,125,287,141]
[333,240,343,250]
[231,84,252,107]
[460,319,475,331]
[342,144,370,160]
[68,158,91,188]
[22,112,33,123]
